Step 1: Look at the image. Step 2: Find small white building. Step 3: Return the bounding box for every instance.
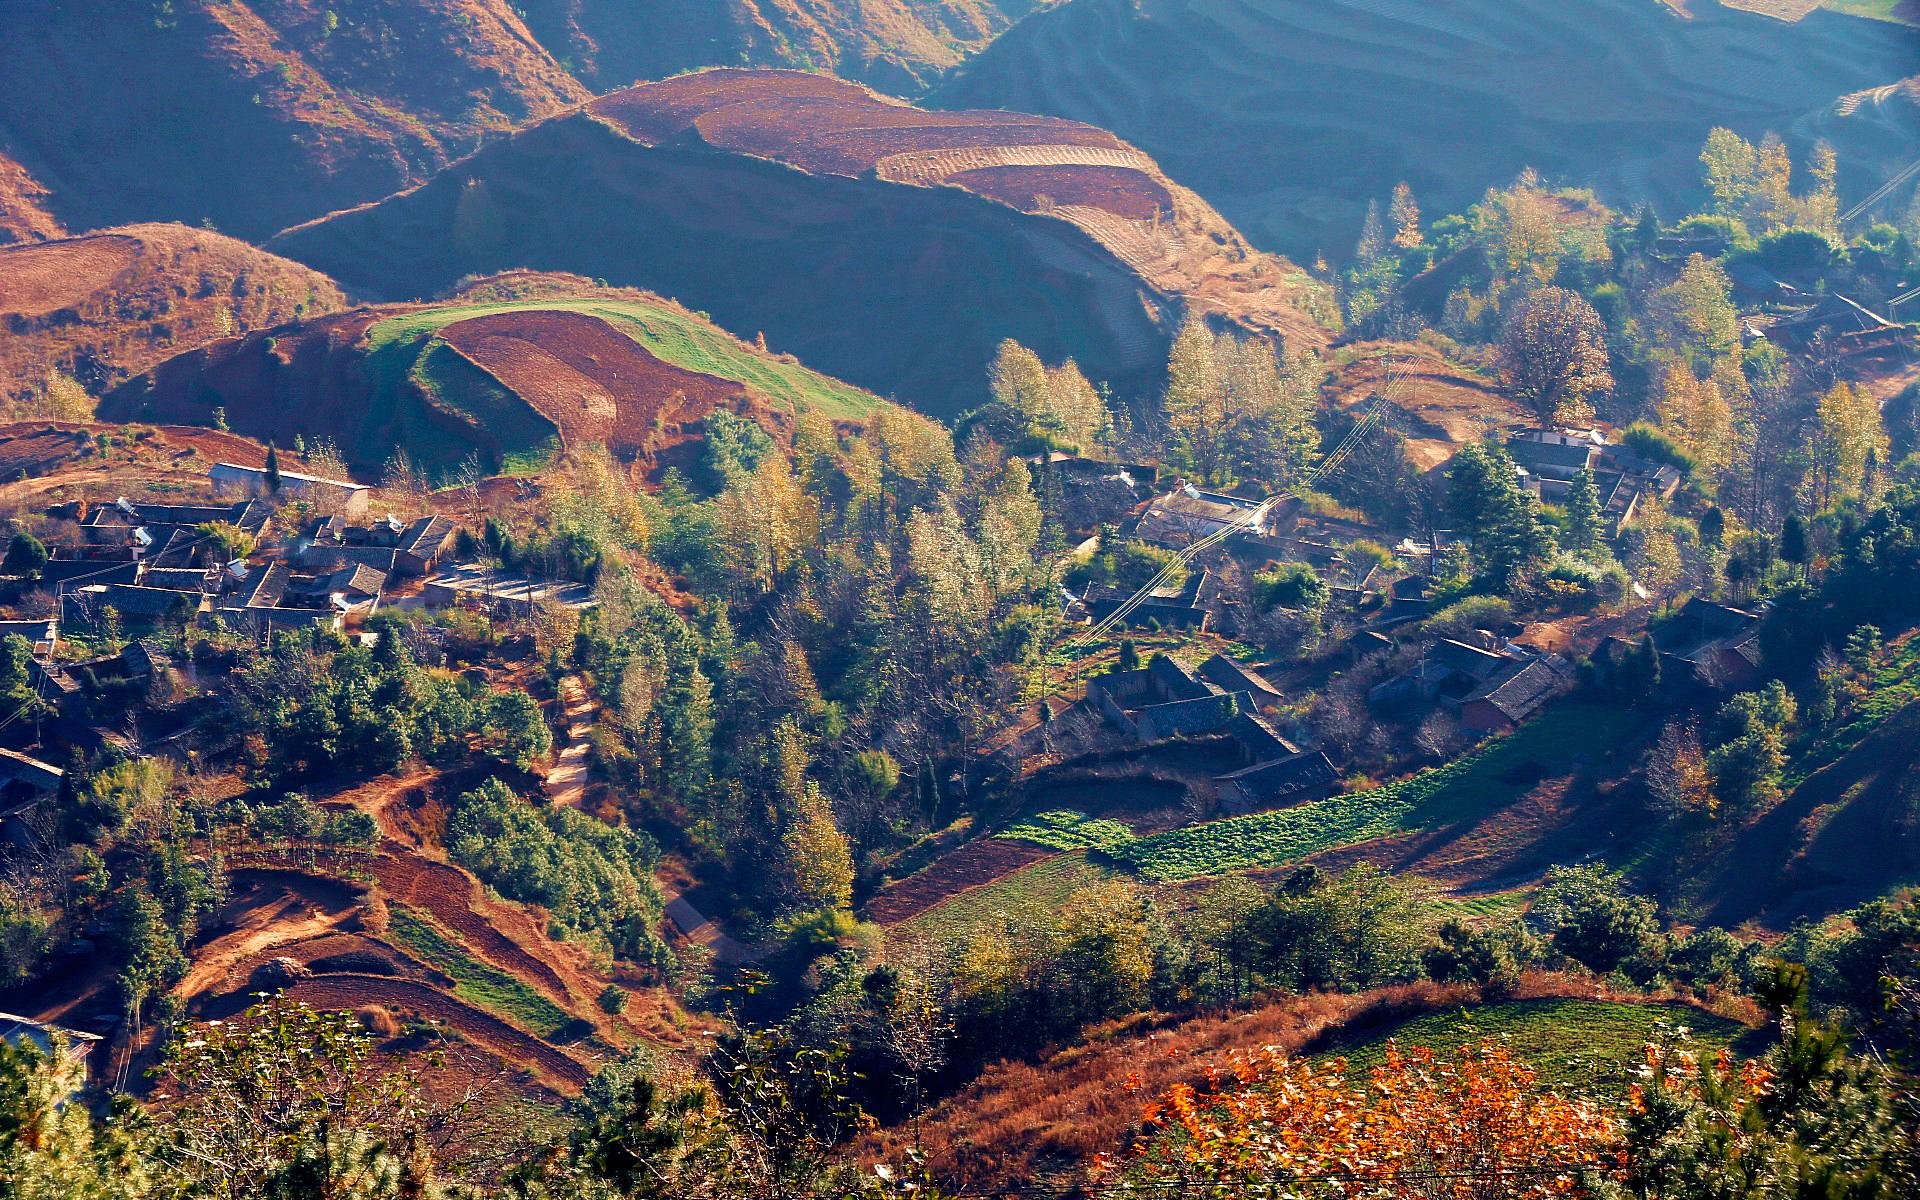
[209,462,370,518]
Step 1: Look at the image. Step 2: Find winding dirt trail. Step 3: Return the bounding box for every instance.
[544,674,597,809]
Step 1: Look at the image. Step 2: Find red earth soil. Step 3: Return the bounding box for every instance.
[863,838,1054,926]
[0,422,270,481]
[0,234,141,317]
[0,152,62,244]
[590,68,1121,178]
[367,845,573,1003]
[435,309,749,455]
[945,165,1174,220]
[280,974,590,1092]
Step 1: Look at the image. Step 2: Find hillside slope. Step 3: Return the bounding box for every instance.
[0,152,61,245]
[0,2,1053,240]
[103,273,885,479]
[270,69,1329,418]
[932,0,1920,260]
[0,0,588,239]
[517,0,1049,94]
[0,224,345,407]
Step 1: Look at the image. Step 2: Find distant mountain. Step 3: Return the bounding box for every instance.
[268,70,1330,419]
[0,1,588,240]
[932,0,1920,261]
[516,0,1048,94]
[0,1,1047,241]
[0,223,344,407]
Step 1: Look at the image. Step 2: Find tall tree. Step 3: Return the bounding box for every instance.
[1563,466,1603,554]
[1389,181,1422,248]
[1495,286,1613,426]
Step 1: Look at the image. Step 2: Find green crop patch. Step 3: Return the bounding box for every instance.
[388,905,575,1042]
[1105,702,1632,882]
[1326,998,1761,1097]
[999,809,1135,851]
[366,299,879,423]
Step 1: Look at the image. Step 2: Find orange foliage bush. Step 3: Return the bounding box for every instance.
[1097,1040,1620,1198]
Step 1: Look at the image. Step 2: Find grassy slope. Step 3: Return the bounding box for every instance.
[895,850,1114,942]
[1327,997,1761,1097]
[1107,702,1634,882]
[349,296,878,473]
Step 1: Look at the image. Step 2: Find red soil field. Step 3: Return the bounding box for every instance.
[863,838,1054,926]
[945,165,1173,221]
[436,309,746,455]
[0,234,141,317]
[368,846,573,1003]
[282,974,591,1092]
[591,68,1121,179]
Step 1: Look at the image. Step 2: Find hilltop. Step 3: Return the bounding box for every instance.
[931,0,1920,259]
[270,69,1331,418]
[0,2,1050,241]
[103,273,886,480]
[0,223,345,410]
[0,1,589,239]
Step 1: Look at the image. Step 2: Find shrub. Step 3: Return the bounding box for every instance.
[1423,594,1513,639]
[1254,562,1326,611]
[1619,422,1696,476]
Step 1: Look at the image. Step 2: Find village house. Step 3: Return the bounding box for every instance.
[1131,482,1278,548]
[209,462,371,517]
[421,562,597,615]
[1080,566,1214,631]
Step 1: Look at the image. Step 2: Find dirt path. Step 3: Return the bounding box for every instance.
[545,674,597,808]
[177,894,354,1002]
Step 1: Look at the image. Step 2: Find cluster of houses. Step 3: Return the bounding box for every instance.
[1053,422,1684,638]
[1367,632,1578,735]
[43,488,459,636]
[1087,653,1338,812]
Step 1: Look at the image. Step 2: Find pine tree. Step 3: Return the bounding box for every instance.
[264,442,282,494]
[1563,467,1603,554]
[1389,182,1422,248]
[1780,513,1810,574]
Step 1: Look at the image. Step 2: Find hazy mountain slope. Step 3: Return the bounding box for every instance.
[0,151,62,245]
[932,0,1920,260]
[0,0,589,239]
[0,223,345,406]
[269,70,1329,419]
[517,0,1049,94]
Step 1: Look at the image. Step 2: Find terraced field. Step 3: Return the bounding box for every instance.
[894,850,1116,942]
[109,289,881,478]
[1104,703,1634,881]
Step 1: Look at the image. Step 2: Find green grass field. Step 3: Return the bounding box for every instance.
[999,809,1136,851]
[387,906,577,1042]
[895,850,1115,943]
[365,298,878,419]
[1326,998,1763,1098]
[1822,0,1920,27]
[1104,702,1634,882]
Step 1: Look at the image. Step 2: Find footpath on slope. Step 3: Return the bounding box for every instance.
[545,674,598,809]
